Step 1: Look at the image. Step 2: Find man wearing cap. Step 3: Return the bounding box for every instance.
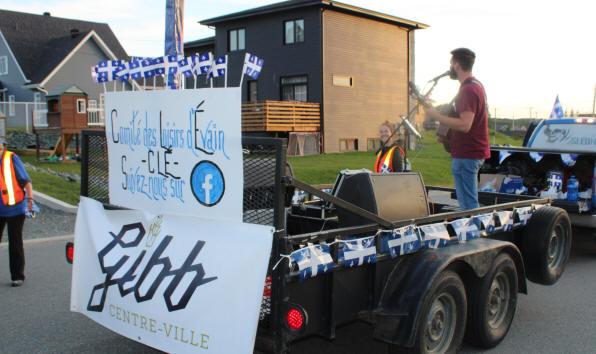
[425,48,490,210]
[0,137,35,287]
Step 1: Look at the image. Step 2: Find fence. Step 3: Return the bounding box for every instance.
[0,101,48,132]
[242,100,320,132]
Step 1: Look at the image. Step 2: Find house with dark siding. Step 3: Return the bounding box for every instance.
[186,0,428,153]
[0,9,128,129]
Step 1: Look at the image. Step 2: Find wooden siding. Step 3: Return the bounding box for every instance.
[242,100,320,132]
[322,10,410,153]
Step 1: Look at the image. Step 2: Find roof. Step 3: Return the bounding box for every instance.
[0,9,128,84]
[46,84,86,97]
[185,36,215,48]
[200,0,428,29]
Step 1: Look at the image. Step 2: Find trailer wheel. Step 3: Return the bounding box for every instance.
[521,206,572,285]
[465,253,518,348]
[389,271,466,354]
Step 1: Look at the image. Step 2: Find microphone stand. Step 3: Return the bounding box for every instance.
[393,78,441,169]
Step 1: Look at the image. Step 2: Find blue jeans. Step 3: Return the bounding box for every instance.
[452,158,484,210]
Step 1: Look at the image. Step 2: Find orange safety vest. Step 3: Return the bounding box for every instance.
[374,146,404,174]
[0,151,25,206]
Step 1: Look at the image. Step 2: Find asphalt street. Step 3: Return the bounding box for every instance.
[0,230,595,354]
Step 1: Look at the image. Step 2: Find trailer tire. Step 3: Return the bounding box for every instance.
[389,271,466,354]
[465,253,518,348]
[521,206,571,285]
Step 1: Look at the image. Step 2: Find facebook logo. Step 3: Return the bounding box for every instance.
[190,161,225,207]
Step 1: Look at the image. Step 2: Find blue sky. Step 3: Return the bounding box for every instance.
[1,0,595,118]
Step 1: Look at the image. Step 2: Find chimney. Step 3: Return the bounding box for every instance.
[70,29,80,38]
[43,12,51,16]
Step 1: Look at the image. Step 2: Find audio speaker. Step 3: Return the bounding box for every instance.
[334,171,429,228]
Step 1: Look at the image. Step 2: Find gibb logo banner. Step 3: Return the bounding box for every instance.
[104,88,242,221]
[71,197,273,354]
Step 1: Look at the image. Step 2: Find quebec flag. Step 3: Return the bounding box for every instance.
[549,95,564,119]
[94,60,124,82]
[242,53,265,80]
[207,55,227,79]
[495,210,514,232]
[450,218,481,242]
[290,244,334,281]
[379,225,421,257]
[419,223,451,249]
[561,154,578,167]
[473,213,496,233]
[514,207,533,226]
[338,236,376,268]
[196,52,213,75]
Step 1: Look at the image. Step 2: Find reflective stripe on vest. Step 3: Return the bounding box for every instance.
[1,151,25,206]
[375,146,396,173]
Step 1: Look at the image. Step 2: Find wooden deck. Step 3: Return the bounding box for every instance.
[242,100,320,132]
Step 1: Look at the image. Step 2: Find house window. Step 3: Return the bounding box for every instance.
[228,28,245,52]
[0,56,7,75]
[248,80,258,102]
[333,75,354,87]
[76,99,86,114]
[8,95,15,116]
[367,138,382,152]
[281,76,308,102]
[339,138,358,152]
[284,19,304,44]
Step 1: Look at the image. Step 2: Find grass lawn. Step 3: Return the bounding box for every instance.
[289,130,522,186]
[17,154,81,205]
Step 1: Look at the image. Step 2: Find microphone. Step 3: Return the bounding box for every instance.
[428,70,450,83]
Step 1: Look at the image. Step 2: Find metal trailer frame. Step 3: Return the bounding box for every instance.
[80,131,555,354]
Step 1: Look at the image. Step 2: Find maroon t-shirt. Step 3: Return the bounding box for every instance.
[449,77,490,159]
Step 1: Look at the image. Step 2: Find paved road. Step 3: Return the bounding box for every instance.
[0,228,594,354]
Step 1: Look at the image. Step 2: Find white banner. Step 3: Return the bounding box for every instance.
[105,88,242,221]
[71,197,273,354]
[528,120,596,153]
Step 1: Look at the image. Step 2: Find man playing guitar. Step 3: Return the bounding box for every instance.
[423,48,490,210]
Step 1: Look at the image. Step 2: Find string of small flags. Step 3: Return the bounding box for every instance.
[274,205,543,281]
[90,52,264,91]
[499,150,578,167]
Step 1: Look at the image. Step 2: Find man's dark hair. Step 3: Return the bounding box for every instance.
[450,48,476,71]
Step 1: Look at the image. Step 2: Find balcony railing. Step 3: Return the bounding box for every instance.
[0,101,48,132]
[242,100,320,132]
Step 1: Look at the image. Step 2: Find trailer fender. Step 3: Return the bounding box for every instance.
[372,238,526,348]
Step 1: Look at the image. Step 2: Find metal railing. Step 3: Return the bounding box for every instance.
[0,101,48,131]
[87,100,104,126]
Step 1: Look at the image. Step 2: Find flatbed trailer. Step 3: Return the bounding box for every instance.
[75,131,572,354]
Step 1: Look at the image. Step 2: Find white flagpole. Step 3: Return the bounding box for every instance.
[130,79,134,92]
[224,55,228,88]
[239,53,248,88]
[143,77,146,90]
[102,83,107,93]
[194,74,197,90]
[210,76,213,88]
[153,76,156,90]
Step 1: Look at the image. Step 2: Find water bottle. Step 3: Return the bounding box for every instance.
[566,175,579,202]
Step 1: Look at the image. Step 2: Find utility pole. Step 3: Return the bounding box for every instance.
[493,107,497,144]
[592,83,595,116]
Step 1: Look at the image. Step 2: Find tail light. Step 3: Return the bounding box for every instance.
[284,305,307,332]
[65,242,74,264]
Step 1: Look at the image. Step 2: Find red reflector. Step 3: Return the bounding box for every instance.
[263,276,272,297]
[66,243,74,264]
[286,308,304,331]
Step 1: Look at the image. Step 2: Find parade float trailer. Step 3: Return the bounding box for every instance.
[69,128,571,354]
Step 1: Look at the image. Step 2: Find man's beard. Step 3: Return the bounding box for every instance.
[449,67,457,80]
